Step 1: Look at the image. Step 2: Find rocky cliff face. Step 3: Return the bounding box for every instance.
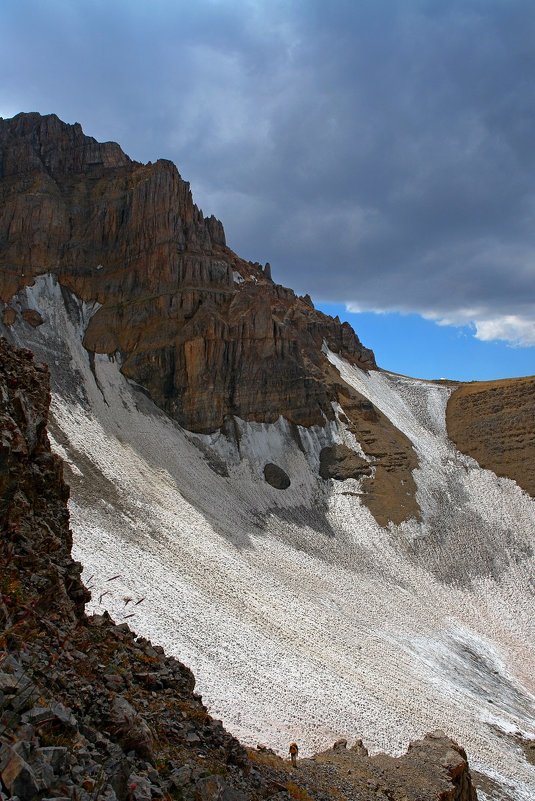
[0,112,421,526]
[0,112,374,434]
[0,337,479,801]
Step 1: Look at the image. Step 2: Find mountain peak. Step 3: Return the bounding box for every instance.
[0,110,131,182]
[0,111,375,433]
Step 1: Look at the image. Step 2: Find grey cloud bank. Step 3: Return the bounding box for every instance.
[2,0,535,344]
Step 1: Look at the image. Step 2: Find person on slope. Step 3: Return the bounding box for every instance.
[289,742,299,768]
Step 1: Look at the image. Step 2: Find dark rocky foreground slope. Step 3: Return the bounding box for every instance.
[0,337,479,801]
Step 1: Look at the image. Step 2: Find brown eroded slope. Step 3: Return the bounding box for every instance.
[323,362,419,526]
[446,375,535,497]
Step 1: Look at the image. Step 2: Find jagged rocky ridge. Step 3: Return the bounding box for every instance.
[0,336,479,801]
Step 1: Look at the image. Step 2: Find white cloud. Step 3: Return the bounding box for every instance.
[346,304,535,348]
[474,315,535,347]
[426,308,535,347]
[420,307,535,347]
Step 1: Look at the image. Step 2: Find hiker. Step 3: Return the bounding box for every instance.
[289,741,298,767]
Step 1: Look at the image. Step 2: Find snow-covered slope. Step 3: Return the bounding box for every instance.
[3,275,534,800]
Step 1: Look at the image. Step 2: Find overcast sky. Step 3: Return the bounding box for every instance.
[2,0,535,363]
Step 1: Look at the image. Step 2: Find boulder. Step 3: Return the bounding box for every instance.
[0,744,40,800]
[332,738,347,751]
[194,774,247,801]
[108,696,154,761]
[21,309,44,327]
[127,773,152,801]
[263,463,291,490]
[350,738,368,756]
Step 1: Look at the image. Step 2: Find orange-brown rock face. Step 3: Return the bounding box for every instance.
[447,376,535,498]
[0,112,375,433]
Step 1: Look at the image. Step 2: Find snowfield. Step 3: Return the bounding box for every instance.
[3,275,535,800]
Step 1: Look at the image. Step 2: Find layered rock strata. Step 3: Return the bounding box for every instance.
[447,376,535,499]
[0,336,479,801]
[0,112,374,433]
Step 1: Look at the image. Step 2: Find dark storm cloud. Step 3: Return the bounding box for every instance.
[2,0,535,343]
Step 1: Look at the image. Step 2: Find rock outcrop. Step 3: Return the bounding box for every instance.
[319,443,372,480]
[253,731,478,801]
[323,365,420,525]
[0,338,89,628]
[0,112,374,434]
[0,336,479,801]
[0,338,253,801]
